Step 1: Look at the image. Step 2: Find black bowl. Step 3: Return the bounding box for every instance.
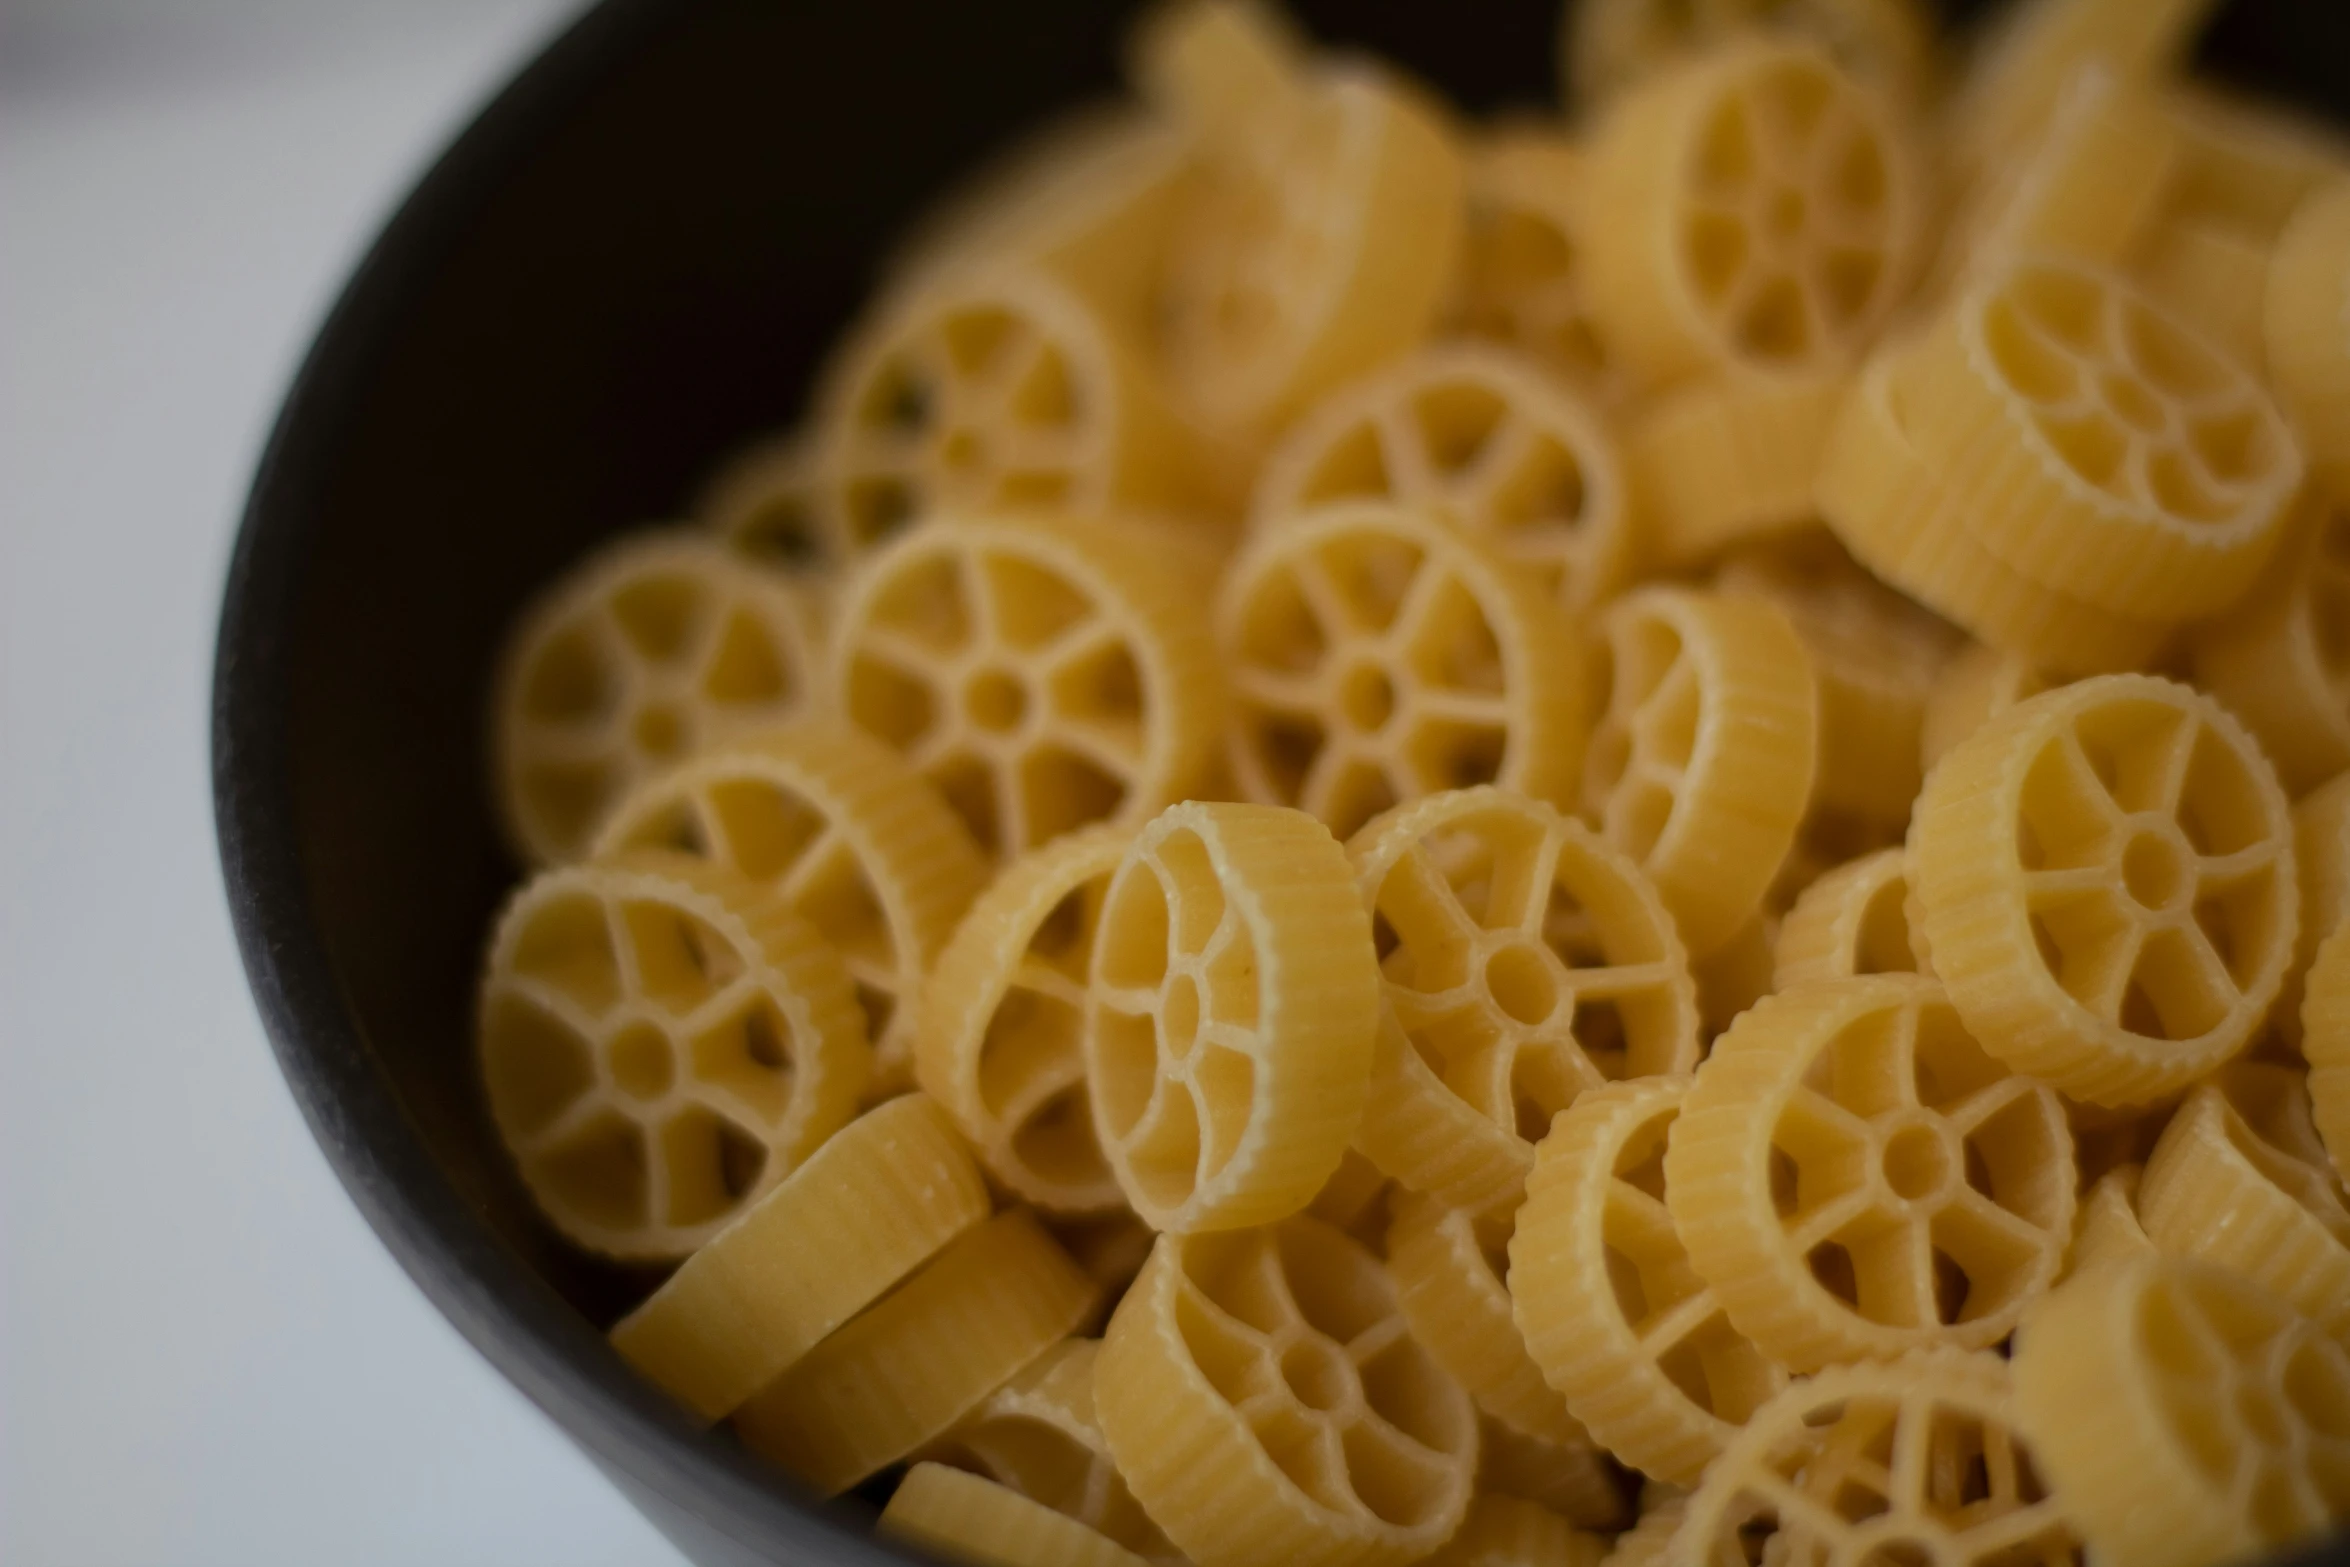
[213,1,2350,1562]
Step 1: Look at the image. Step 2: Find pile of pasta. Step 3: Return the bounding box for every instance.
[473,0,2350,1563]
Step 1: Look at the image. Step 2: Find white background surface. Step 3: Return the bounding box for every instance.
[0,3,687,1561]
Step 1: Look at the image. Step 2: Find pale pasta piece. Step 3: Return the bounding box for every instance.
[1675,1348,2081,1566]
[1562,0,1936,120]
[2062,1163,2155,1281]
[2309,925,2350,1182]
[2191,499,2350,796]
[734,1210,1097,1495]
[697,431,825,568]
[1422,1495,1606,1567]
[608,1093,986,1421]
[1095,1217,1480,1567]
[881,1463,1152,1567]
[1598,1497,1685,1567]
[592,716,988,1095]
[1666,976,2077,1370]
[2014,1255,2350,1567]
[1251,343,1631,616]
[1625,370,1849,570]
[917,825,1135,1214]
[1919,641,2052,776]
[1475,1416,1632,1533]
[477,852,869,1262]
[1909,675,2301,1106]
[1457,132,1626,406]
[1582,40,1926,397]
[1217,503,1586,843]
[2138,1077,2350,1334]
[2265,182,2350,501]
[493,532,825,866]
[1900,255,2303,621]
[922,1338,1180,1564]
[2137,217,2274,370]
[2283,776,2350,1052]
[1087,801,1380,1233]
[1128,0,1307,149]
[1348,787,1699,1213]
[1773,848,1931,989]
[830,511,1225,862]
[1582,586,1819,959]
[1388,1190,1586,1447]
[1510,1077,1789,1486]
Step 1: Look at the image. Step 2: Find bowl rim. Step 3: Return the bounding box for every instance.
[209,1,918,1559]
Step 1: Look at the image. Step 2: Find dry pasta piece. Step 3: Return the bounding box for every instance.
[1582,40,1926,398]
[1908,674,2301,1106]
[1899,255,2304,621]
[2062,1163,2155,1280]
[2014,1254,2350,1567]
[1388,1189,1585,1448]
[881,1463,1151,1567]
[1127,0,1306,148]
[2191,499,2350,797]
[1773,848,1933,989]
[1675,1347,2081,1565]
[493,532,824,866]
[1422,1495,1606,1567]
[1250,343,1632,616]
[1817,348,2174,675]
[830,511,1224,862]
[477,852,868,1262]
[592,716,987,1095]
[1625,370,1849,571]
[811,266,1214,559]
[1457,132,1626,407]
[2137,1077,2350,1334]
[2265,182,2350,501]
[607,1092,986,1420]
[1599,1497,1685,1567]
[1510,1076,1790,1486]
[1562,0,1935,115]
[734,1209,1096,1495]
[1348,787,1700,1213]
[921,1338,1180,1564]
[696,431,825,569]
[1717,531,1960,823]
[1476,1416,1632,1532]
[1582,586,1819,959]
[1667,976,2077,1370]
[2136,217,2273,370]
[1095,1217,1479,1567]
[2282,776,2350,1053]
[1088,802,1380,1233]
[917,824,1134,1215]
[1217,503,1586,843]
[1920,641,2052,777]
[2309,925,2350,1181]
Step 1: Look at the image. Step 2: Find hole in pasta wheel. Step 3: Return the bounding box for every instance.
[1572,995,1631,1078]
[1985,306,2081,406]
[1340,664,1398,733]
[1280,1338,1354,1414]
[482,994,597,1139]
[978,988,1080,1117]
[510,894,623,1008]
[1858,1538,1936,1567]
[1299,421,1394,509]
[1255,714,1327,798]
[1411,381,1509,474]
[633,704,686,759]
[1809,1239,1860,1306]
[1738,274,1813,361]
[521,626,621,725]
[1486,943,1559,1026]
[965,668,1029,735]
[609,575,704,664]
[1164,974,1202,1060]
[536,1112,647,1229]
[2122,832,2190,913]
[656,1108,768,1226]
[1686,211,1752,303]
[1011,1086,1110,1187]
[2101,373,2169,435]
[701,608,792,707]
[1880,1120,1952,1205]
[1586,726,1632,800]
[621,903,741,1011]
[2239,1386,2293,1450]
[1765,186,1807,238]
[1697,98,1759,190]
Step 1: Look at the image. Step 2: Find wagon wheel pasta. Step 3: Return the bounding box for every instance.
[1094,1216,1479,1567]
[1387,1190,1585,1447]
[1909,675,2300,1106]
[1457,132,1626,406]
[1627,371,1854,570]
[1666,976,2076,1370]
[697,431,825,569]
[1693,912,1779,1042]
[2309,925,2350,1181]
[1919,641,2053,776]
[606,1093,988,1421]
[880,1463,1152,1567]
[592,717,987,1095]
[830,511,1224,861]
[2063,1163,2156,1280]
[917,824,1136,1214]
[1582,40,1927,398]
[1422,1495,1606,1567]
[1773,847,1932,988]
[1128,0,1306,150]
[1347,787,1699,1212]
[1510,1076,1790,1486]
[2014,1255,2350,1567]
[2265,181,2350,501]
[476,852,869,1261]
[493,533,826,866]
[2191,500,2350,797]
[1562,0,1935,113]
[1582,586,1819,959]
[1673,1347,2080,1566]
[1087,801,1380,1233]
[734,1209,1097,1494]
[1251,343,1631,616]
[1217,503,1586,843]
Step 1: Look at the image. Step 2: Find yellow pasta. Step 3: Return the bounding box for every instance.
[1307,1148,1393,1247]
[880,1463,1152,1567]
[1051,1210,1161,1306]
[1675,1347,2081,1565]
[1919,641,2053,777]
[734,1209,1097,1495]
[1095,1217,1479,1567]
[2265,180,2350,502]
[493,532,826,866]
[608,1093,987,1421]
[2191,499,2350,797]
[1666,976,2076,1370]
[2308,925,2350,1182]
[2062,1163,2155,1281]
[829,510,1226,862]
[1562,0,1935,112]
[477,852,869,1262]
[1128,0,1305,150]
[1347,787,1700,1213]
[917,824,1135,1214]
[592,716,988,1095]
[2014,1254,2350,1567]
[2137,217,2274,370]
[1773,847,1932,988]
[1251,342,1632,616]
[1692,911,1778,1043]
[1625,370,1849,571]
[1908,674,2301,1106]
[1217,503,1587,843]
[1598,1497,1685,1567]
[1456,131,1626,407]
[1510,1076,1789,1486]
[1088,801,1380,1233]
[1474,1416,1631,1533]
[1421,1495,1606,1567]
[1582,586,1819,959]
[1582,40,1926,397]
[697,431,825,569]
[921,1338,1179,1563]
[2279,776,2350,1063]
